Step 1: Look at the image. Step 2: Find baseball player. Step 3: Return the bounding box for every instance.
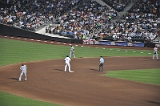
[19,63,27,81]
[152,46,159,60]
[70,45,76,58]
[64,55,74,73]
[99,56,104,72]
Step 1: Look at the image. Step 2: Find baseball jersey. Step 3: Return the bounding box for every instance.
[70,46,74,52]
[153,47,158,54]
[20,65,27,72]
[65,57,71,63]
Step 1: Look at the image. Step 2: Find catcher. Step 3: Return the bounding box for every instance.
[70,45,76,58]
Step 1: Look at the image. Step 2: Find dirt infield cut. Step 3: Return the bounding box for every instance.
[0,56,160,106]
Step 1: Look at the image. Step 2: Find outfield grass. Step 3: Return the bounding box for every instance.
[105,69,160,85]
[0,38,153,66]
[0,91,61,106]
[0,38,159,106]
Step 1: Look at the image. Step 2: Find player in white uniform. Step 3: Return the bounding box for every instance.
[64,55,74,73]
[19,63,27,81]
[152,46,159,60]
[70,46,76,58]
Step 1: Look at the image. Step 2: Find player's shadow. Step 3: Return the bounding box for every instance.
[146,100,160,105]
[54,69,63,72]
[9,78,19,81]
[90,69,98,71]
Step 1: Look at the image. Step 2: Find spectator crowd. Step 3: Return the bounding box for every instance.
[0,0,80,31]
[49,0,118,40]
[0,0,160,43]
[102,0,131,12]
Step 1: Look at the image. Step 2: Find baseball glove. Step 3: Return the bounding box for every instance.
[72,50,74,54]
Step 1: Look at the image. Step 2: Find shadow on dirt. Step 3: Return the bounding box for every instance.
[9,78,18,81]
[146,100,160,105]
[90,69,98,71]
[54,69,63,72]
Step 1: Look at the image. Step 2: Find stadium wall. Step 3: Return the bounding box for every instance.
[0,24,83,44]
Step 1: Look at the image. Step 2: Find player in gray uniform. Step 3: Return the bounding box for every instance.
[70,46,76,58]
[152,46,159,60]
[99,56,104,72]
[19,63,27,81]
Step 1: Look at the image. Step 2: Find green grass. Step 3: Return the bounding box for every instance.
[0,38,153,66]
[0,91,60,106]
[0,38,70,66]
[105,69,160,85]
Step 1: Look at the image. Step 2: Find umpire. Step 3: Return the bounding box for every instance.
[99,56,104,72]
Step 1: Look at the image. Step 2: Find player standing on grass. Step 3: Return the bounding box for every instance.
[99,56,104,72]
[70,45,76,58]
[153,46,159,60]
[64,55,74,73]
[19,63,27,81]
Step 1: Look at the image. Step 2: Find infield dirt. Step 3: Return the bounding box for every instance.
[0,36,160,106]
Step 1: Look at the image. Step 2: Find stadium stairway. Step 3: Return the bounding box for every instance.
[35,25,70,39]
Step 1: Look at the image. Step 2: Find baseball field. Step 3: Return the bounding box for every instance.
[0,36,160,106]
